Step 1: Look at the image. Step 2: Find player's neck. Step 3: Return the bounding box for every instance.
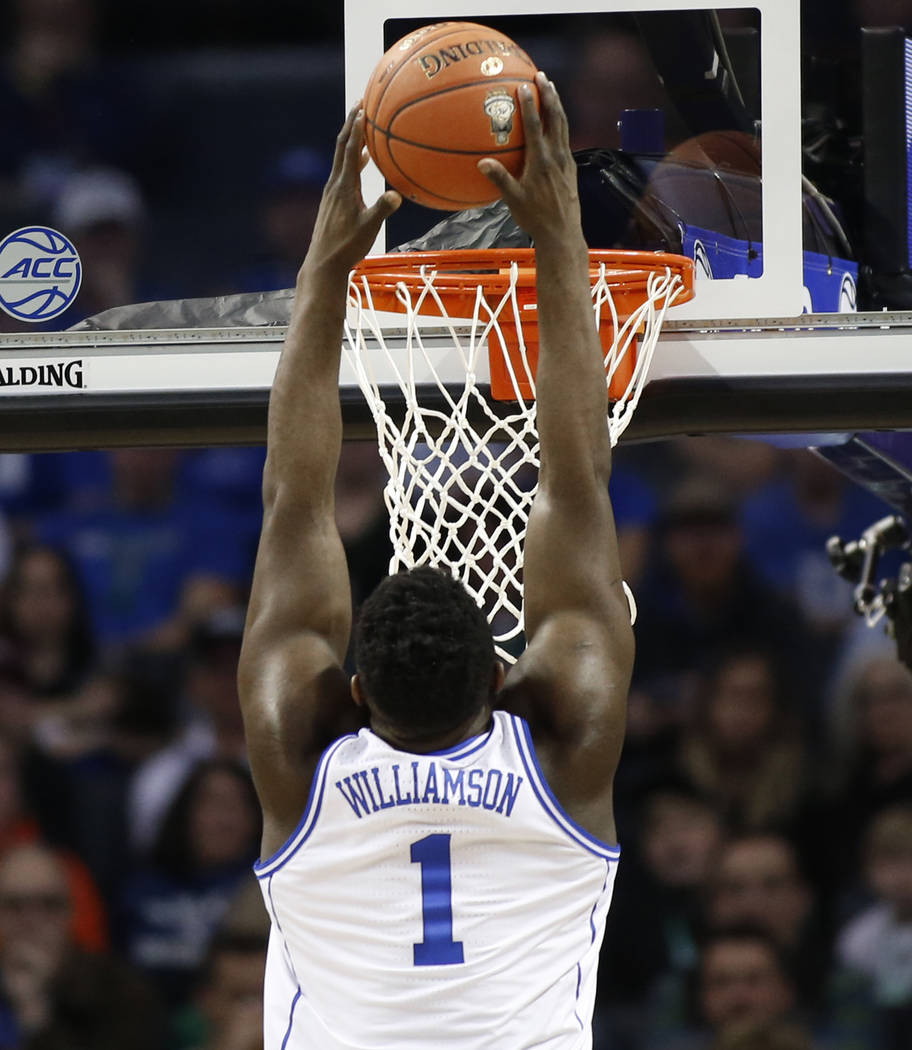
[371,704,494,754]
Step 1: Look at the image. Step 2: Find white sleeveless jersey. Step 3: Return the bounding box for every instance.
[255,710,620,1049]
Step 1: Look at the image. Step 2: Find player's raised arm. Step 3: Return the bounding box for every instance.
[479,73,634,845]
[238,105,401,857]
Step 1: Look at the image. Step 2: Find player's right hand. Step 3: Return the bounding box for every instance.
[302,103,402,281]
[477,72,583,250]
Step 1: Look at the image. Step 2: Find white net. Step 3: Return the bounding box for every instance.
[343,253,688,663]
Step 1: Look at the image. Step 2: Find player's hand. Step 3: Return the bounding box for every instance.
[477,72,581,248]
[302,102,402,280]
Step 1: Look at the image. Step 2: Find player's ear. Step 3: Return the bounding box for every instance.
[351,674,365,707]
[491,661,505,697]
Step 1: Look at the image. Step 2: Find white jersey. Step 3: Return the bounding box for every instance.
[255,710,620,1049]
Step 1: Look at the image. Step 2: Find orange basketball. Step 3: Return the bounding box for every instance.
[363,22,539,210]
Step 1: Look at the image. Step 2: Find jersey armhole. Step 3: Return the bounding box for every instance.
[508,714,621,862]
[254,733,355,878]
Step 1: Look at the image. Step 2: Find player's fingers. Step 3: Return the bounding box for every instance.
[341,111,366,179]
[364,189,402,229]
[331,102,362,177]
[536,73,561,141]
[477,158,521,202]
[359,146,371,172]
[517,81,544,159]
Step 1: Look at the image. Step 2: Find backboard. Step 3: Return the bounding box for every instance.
[345,0,804,324]
[0,1,911,457]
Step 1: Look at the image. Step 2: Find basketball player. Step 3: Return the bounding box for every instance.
[239,71,634,1048]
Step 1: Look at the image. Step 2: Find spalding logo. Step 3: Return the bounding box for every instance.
[416,37,531,80]
[0,361,85,389]
[0,226,82,323]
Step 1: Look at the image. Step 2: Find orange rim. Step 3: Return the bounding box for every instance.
[350,248,695,403]
[351,248,696,304]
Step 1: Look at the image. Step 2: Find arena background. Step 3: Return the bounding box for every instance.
[0,2,912,1048]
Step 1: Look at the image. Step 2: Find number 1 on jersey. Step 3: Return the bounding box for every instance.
[410,833,465,966]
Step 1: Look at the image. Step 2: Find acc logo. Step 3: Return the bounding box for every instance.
[483,89,516,145]
[0,226,81,323]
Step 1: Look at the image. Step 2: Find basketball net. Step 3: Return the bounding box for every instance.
[343,250,691,663]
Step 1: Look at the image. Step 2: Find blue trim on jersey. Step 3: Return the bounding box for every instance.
[254,733,356,877]
[574,861,611,1031]
[266,876,301,987]
[509,715,621,861]
[424,723,494,760]
[264,873,305,1049]
[573,964,584,1030]
[280,989,301,1050]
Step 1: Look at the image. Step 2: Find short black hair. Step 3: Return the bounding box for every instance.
[355,567,495,738]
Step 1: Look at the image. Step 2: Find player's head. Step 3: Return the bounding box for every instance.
[353,567,498,739]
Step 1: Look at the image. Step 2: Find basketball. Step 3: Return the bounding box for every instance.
[363,22,539,210]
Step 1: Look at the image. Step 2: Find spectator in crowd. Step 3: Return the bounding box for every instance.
[0,542,131,895]
[647,927,813,1050]
[702,833,880,1047]
[232,146,329,293]
[837,805,912,1047]
[36,449,252,648]
[596,778,725,1045]
[740,453,891,715]
[610,673,693,834]
[128,606,248,852]
[0,543,97,704]
[829,655,912,878]
[175,931,267,1050]
[672,438,779,499]
[0,0,145,232]
[0,732,106,952]
[119,758,260,1006]
[107,646,184,766]
[335,442,394,612]
[0,541,135,886]
[677,648,808,830]
[741,453,888,629]
[705,835,819,994]
[610,462,660,590]
[707,1021,814,1050]
[0,452,110,524]
[0,841,162,1049]
[634,475,820,711]
[52,167,148,326]
[177,448,266,523]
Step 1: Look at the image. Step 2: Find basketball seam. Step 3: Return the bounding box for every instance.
[380,75,535,142]
[365,114,526,157]
[380,136,499,208]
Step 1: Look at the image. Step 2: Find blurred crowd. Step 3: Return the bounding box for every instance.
[0,441,391,1049]
[3,2,912,1049]
[0,435,906,1050]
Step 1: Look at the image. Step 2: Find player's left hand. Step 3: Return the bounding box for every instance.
[477,72,580,250]
[302,103,402,280]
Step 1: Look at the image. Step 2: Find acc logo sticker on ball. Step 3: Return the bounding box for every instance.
[0,226,82,323]
[483,90,516,145]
